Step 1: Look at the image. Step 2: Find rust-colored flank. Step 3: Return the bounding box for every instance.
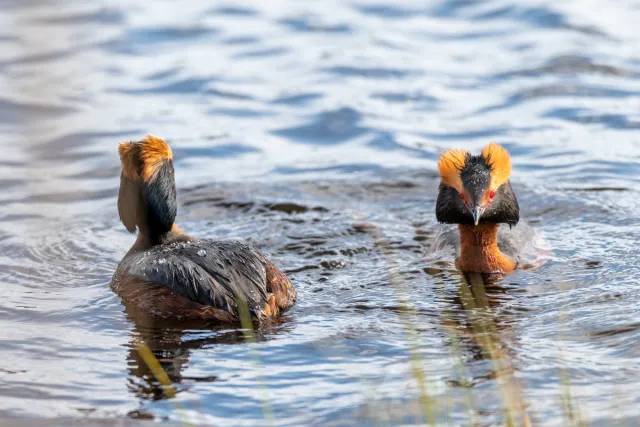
[113,275,237,322]
[265,260,297,315]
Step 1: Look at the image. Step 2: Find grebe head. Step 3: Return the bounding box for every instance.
[435,143,519,227]
[117,135,177,242]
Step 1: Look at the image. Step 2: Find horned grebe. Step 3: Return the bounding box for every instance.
[111,135,296,322]
[434,143,548,273]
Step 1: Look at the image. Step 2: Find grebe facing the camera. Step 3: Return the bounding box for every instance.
[111,135,296,322]
[434,143,547,274]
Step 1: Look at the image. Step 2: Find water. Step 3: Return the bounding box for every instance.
[1,0,639,425]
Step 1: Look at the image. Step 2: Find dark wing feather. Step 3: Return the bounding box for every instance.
[118,240,269,318]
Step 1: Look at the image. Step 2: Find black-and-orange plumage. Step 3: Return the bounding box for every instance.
[111,135,296,322]
[434,143,548,274]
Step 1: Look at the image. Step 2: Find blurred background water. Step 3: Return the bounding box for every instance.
[0,0,639,425]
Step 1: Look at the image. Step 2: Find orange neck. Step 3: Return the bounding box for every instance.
[127,224,194,255]
[457,223,516,273]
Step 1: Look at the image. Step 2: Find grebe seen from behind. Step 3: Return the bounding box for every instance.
[111,135,296,322]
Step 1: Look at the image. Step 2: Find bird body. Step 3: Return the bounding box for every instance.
[112,136,295,322]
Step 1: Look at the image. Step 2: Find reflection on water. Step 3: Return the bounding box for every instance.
[1,0,639,425]
[446,273,531,425]
[126,320,247,402]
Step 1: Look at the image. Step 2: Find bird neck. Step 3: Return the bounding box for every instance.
[127,224,193,255]
[457,223,516,273]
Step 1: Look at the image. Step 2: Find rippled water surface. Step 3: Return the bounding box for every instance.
[1,0,639,425]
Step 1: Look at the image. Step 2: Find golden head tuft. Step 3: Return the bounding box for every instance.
[138,135,173,182]
[118,135,173,182]
[437,149,469,192]
[481,143,511,189]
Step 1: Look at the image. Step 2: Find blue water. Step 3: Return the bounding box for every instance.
[0,1,639,425]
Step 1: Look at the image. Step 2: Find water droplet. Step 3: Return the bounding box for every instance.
[158,258,167,264]
[197,249,207,257]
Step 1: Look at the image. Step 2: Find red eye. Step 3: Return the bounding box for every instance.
[459,193,464,200]
[489,190,495,199]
